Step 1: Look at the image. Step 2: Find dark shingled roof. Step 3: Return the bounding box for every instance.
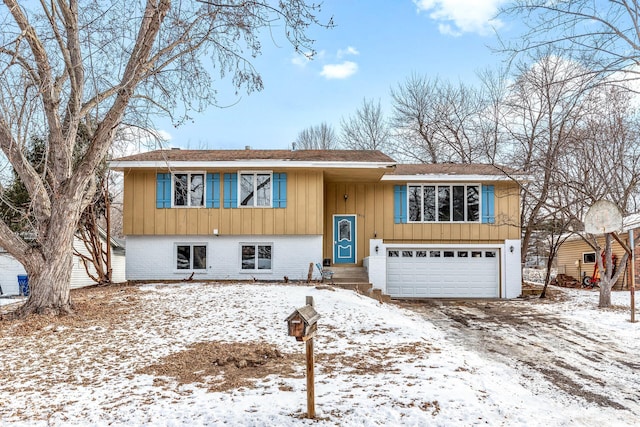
[391,163,523,176]
[112,149,396,163]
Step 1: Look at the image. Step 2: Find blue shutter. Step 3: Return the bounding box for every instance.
[156,173,172,208]
[223,173,238,208]
[394,185,407,224]
[482,185,495,224]
[206,173,220,208]
[272,173,287,208]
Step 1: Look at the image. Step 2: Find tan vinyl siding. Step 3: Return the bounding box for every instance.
[556,237,629,288]
[122,169,324,235]
[324,181,521,264]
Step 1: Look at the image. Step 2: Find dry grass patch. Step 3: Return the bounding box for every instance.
[138,341,303,392]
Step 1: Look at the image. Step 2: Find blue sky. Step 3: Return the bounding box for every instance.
[156,0,512,150]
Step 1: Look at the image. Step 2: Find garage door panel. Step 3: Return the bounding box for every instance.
[387,248,499,298]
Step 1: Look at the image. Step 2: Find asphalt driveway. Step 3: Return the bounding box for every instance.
[396,292,640,414]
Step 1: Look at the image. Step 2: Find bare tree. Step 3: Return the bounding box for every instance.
[497,54,599,266]
[74,169,115,285]
[583,232,630,308]
[339,98,392,152]
[0,0,328,317]
[476,68,511,163]
[390,73,488,163]
[294,122,338,149]
[501,1,640,85]
[569,86,640,215]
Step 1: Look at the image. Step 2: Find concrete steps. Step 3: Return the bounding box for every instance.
[324,265,391,303]
[330,265,369,283]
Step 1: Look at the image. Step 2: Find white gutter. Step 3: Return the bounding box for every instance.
[381,174,521,182]
[109,160,397,170]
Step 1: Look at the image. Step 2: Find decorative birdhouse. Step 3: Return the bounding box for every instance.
[286,304,320,341]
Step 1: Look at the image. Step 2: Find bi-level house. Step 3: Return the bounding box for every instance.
[110,149,523,298]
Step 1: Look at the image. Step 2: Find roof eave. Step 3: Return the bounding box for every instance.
[109,160,397,171]
[381,174,528,182]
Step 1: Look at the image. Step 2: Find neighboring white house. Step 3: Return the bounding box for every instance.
[0,234,125,296]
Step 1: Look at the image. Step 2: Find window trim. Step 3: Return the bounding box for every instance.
[583,252,596,263]
[174,243,208,273]
[238,171,273,208]
[240,242,274,272]
[406,183,481,223]
[171,171,206,208]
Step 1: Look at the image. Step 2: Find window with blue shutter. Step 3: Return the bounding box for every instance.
[481,185,495,224]
[206,173,220,208]
[156,173,172,208]
[394,185,407,224]
[223,173,238,208]
[272,173,287,208]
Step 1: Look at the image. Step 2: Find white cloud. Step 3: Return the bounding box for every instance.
[291,50,317,68]
[291,50,328,68]
[291,55,310,68]
[414,0,507,36]
[113,126,172,156]
[337,46,360,58]
[320,61,359,79]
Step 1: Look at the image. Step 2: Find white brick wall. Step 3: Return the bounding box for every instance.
[125,235,323,282]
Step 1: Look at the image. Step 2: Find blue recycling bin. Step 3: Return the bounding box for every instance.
[17,275,29,297]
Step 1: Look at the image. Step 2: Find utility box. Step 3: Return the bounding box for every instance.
[286,304,320,342]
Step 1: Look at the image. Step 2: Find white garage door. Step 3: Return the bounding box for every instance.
[386,248,500,298]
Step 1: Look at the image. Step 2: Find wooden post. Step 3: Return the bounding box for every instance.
[307,263,314,283]
[305,295,315,418]
[306,337,315,418]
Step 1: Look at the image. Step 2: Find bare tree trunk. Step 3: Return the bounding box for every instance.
[540,262,552,298]
[14,219,76,316]
[597,233,629,308]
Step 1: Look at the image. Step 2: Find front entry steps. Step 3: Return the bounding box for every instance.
[321,265,391,303]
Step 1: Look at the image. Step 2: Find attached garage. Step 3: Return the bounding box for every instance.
[386,248,500,298]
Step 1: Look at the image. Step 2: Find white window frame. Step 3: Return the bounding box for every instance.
[240,243,273,272]
[174,243,208,272]
[172,171,206,208]
[238,171,273,208]
[583,252,596,263]
[407,183,481,223]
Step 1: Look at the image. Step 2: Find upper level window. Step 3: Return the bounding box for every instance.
[240,172,271,207]
[174,173,204,207]
[408,184,479,223]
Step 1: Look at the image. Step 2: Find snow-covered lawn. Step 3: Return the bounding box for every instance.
[0,297,25,307]
[0,283,638,426]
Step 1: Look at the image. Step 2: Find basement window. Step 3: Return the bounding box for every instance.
[241,244,272,271]
[176,244,207,271]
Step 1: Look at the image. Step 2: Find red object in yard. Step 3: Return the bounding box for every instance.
[582,253,617,288]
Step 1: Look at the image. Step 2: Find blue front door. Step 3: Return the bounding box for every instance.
[333,215,356,264]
